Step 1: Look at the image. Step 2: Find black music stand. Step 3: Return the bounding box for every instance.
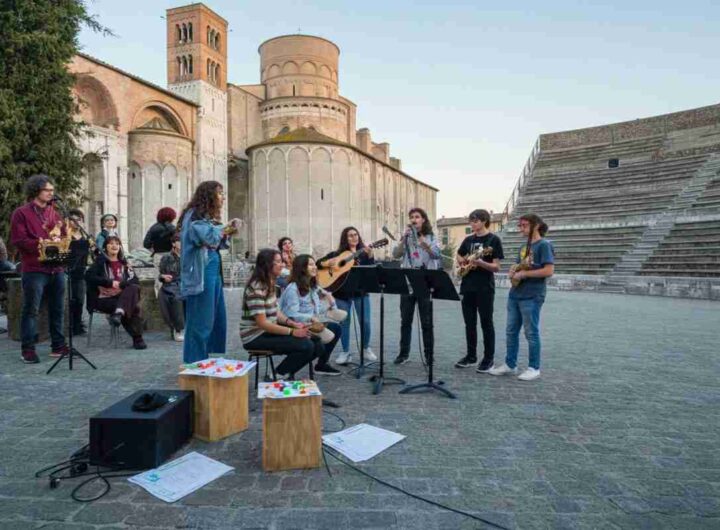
[399,268,459,399]
[46,205,97,374]
[337,266,379,379]
[367,265,407,395]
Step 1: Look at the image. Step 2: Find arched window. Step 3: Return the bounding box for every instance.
[182,23,187,42]
[176,25,181,42]
[176,57,181,79]
[182,56,188,76]
[215,34,220,50]
[215,64,220,84]
[188,23,193,42]
[188,55,193,74]
[207,59,211,79]
[206,26,211,44]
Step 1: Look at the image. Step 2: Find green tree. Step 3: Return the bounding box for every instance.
[0,0,110,240]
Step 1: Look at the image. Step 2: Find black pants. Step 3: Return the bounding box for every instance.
[159,287,185,332]
[245,333,322,376]
[399,294,434,358]
[69,275,86,332]
[94,284,144,339]
[461,288,495,362]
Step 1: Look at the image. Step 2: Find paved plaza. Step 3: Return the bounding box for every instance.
[0,288,719,529]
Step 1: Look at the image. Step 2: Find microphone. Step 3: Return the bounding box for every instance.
[381,225,396,241]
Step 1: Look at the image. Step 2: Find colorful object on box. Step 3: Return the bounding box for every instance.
[179,357,256,378]
[257,380,322,399]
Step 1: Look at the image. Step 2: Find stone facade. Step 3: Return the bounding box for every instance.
[69,3,437,257]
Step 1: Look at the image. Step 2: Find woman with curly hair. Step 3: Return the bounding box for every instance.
[178,181,241,363]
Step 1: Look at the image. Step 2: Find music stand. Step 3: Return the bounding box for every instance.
[367,264,407,395]
[399,268,459,399]
[337,266,379,379]
[46,203,97,374]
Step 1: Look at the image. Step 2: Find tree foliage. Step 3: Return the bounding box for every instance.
[0,0,109,240]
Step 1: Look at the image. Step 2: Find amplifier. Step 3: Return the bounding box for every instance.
[89,389,193,469]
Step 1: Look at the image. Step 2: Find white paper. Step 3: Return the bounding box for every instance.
[322,424,405,462]
[128,452,233,503]
[179,358,256,379]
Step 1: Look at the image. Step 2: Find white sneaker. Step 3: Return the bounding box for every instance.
[488,363,518,376]
[518,368,541,381]
[174,330,185,342]
[335,351,351,365]
[363,347,378,361]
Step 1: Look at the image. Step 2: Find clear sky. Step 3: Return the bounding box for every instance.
[78,0,720,219]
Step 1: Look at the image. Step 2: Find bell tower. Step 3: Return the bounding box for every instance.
[166,3,228,198]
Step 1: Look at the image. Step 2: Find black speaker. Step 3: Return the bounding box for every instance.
[90,389,193,469]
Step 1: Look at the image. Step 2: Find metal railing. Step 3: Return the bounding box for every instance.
[500,137,541,231]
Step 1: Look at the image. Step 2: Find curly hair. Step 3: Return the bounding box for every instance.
[337,226,365,253]
[178,181,223,229]
[24,174,53,201]
[246,248,280,291]
[408,208,433,236]
[156,207,177,224]
[103,234,127,262]
[288,254,317,297]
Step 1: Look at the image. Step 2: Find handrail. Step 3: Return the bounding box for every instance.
[500,137,541,231]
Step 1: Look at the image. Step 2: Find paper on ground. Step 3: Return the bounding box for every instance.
[128,452,233,503]
[322,423,405,462]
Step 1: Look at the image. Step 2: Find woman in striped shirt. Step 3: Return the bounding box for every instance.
[240,248,320,378]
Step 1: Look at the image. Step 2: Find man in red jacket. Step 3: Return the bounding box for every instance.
[10,174,69,364]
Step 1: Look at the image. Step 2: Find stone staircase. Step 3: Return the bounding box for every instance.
[600,154,720,291]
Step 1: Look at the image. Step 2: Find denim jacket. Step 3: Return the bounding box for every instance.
[278,282,321,323]
[179,209,228,298]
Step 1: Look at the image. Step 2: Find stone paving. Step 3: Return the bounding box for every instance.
[0,288,719,529]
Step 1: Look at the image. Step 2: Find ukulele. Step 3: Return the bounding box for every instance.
[457,246,494,278]
[317,238,389,292]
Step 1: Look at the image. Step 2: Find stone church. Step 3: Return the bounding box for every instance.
[70,3,437,257]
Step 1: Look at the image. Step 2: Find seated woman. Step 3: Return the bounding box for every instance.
[276,236,295,291]
[279,254,344,376]
[85,235,147,349]
[240,248,322,379]
[95,213,118,253]
[158,234,184,342]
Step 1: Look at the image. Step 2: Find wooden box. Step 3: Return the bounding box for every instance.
[178,373,249,442]
[262,395,322,471]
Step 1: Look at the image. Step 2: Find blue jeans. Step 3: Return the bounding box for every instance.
[21,272,66,351]
[336,295,371,352]
[183,251,226,363]
[505,295,545,370]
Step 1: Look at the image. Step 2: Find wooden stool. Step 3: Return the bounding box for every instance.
[178,372,249,442]
[262,394,322,471]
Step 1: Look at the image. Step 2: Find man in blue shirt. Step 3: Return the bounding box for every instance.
[490,213,554,381]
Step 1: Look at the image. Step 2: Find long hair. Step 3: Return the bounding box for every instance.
[518,213,548,255]
[247,248,280,291]
[178,181,223,230]
[288,254,317,297]
[103,235,127,263]
[24,174,53,201]
[337,226,365,253]
[409,207,433,236]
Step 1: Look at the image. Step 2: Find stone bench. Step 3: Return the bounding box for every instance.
[6,277,165,342]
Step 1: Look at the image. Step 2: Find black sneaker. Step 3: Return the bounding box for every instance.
[455,356,478,368]
[315,364,341,376]
[476,359,495,373]
[108,313,122,327]
[393,354,409,365]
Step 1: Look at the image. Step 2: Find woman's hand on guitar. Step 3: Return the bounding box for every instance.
[364,246,374,257]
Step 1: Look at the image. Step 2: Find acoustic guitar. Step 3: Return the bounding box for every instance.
[457,246,494,278]
[317,238,389,292]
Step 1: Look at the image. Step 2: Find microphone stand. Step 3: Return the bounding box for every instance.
[47,198,97,374]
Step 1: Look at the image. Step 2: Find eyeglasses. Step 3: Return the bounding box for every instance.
[40,188,55,192]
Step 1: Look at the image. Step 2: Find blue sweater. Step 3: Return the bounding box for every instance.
[278,282,322,323]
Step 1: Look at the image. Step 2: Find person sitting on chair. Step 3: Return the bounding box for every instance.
[95,213,118,252]
[158,234,184,342]
[279,254,345,376]
[85,235,147,349]
[240,248,321,379]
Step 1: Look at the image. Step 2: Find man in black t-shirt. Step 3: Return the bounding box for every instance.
[455,209,504,372]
